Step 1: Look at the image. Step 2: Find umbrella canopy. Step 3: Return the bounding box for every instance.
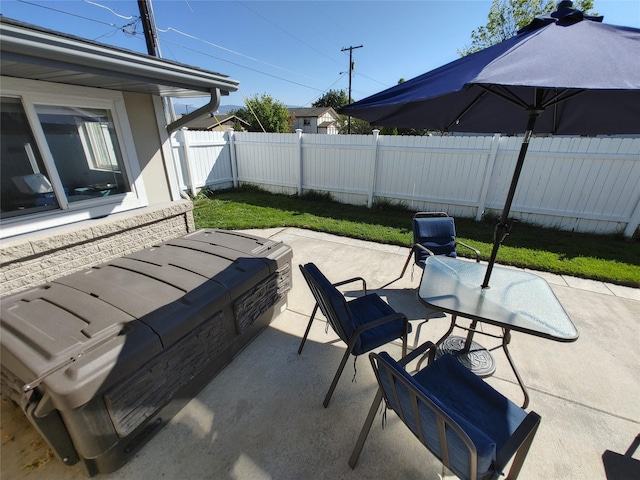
[341,2,640,287]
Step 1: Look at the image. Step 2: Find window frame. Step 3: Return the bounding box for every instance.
[1,77,148,238]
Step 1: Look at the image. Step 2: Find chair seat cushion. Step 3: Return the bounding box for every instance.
[348,294,410,355]
[413,354,528,479]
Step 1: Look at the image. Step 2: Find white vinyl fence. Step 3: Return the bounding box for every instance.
[171,129,640,237]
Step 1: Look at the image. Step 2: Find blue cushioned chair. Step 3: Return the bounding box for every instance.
[400,212,480,279]
[349,342,541,480]
[298,263,410,408]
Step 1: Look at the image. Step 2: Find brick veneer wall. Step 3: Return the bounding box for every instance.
[0,200,196,297]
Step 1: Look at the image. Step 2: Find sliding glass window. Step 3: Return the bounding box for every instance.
[0,84,142,234]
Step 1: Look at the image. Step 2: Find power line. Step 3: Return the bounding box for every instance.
[355,72,392,89]
[83,0,133,20]
[301,72,349,107]
[156,25,318,82]
[158,37,327,93]
[16,0,122,29]
[236,0,343,68]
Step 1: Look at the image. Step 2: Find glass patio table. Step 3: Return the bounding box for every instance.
[418,256,579,408]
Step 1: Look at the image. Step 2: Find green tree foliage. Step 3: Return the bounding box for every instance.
[312,89,349,110]
[231,94,291,133]
[459,0,596,56]
[341,117,373,134]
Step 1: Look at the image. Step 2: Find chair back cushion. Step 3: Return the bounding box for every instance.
[374,352,526,480]
[413,217,457,265]
[300,263,354,341]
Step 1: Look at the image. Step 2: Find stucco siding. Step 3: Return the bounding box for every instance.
[124,92,172,204]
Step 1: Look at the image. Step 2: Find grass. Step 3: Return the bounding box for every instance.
[193,187,640,288]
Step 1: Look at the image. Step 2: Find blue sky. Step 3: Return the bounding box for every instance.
[2,0,639,111]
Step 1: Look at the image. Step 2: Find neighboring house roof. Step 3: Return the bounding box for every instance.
[318,120,337,128]
[288,107,340,119]
[0,17,239,99]
[186,114,250,130]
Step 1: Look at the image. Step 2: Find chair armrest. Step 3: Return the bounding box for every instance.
[457,241,481,262]
[414,243,435,256]
[333,277,367,295]
[346,312,409,353]
[398,341,436,367]
[495,411,541,479]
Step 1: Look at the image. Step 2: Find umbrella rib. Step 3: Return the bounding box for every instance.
[478,85,530,110]
[478,85,586,114]
[541,88,585,109]
[446,89,489,130]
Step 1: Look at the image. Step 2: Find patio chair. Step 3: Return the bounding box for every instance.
[349,342,541,480]
[297,263,410,408]
[398,212,481,348]
[400,212,480,279]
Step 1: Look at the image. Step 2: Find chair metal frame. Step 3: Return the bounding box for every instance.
[298,263,409,408]
[349,342,541,480]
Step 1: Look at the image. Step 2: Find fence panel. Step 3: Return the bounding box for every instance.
[376,135,494,217]
[233,131,299,194]
[488,136,640,233]
[171,130,233,192]
[302,134,375,205]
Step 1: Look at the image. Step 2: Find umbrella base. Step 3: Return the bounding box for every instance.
[436,335,496,377]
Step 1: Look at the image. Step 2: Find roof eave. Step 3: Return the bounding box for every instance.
[0,17,239,98]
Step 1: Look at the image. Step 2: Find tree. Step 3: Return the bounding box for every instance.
[459,0,596,56]
[231,93,291,133]
[339,117,372,135]
[312,89,349,110]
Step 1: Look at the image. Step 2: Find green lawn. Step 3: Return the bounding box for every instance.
[193,188,640,288]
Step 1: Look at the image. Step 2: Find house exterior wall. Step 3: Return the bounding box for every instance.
[0,200,195,296]
[292,117,318,134]
[123,91,173,205]
[1,84,194,296]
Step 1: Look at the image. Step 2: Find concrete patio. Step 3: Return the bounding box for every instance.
[2,227,639,479]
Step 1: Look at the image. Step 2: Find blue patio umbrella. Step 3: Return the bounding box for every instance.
[341,2,640,287]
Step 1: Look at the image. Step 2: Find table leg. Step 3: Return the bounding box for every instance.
[502,329,530,408]
[417,315,457,370]
[463,320,477,351]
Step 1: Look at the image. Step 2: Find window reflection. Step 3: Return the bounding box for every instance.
[35,105,130,202]
[0,97,59,218]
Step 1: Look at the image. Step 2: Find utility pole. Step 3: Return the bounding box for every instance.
[138,0,158,56]
[138,0,177,120]
[341,45,362,134]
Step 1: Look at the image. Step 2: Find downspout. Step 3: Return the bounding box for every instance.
[166,88,221,134]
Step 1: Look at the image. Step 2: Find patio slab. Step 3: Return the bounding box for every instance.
[2,227,639,479]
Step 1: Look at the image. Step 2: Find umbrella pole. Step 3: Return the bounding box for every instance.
[482,110,540,288]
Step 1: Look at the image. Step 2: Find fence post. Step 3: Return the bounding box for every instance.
[624,194,640,238]
[227,128,239,188]
[367,130,380,208]
[178,128,197,197]
[475,133,501,221]
[296,129,303,196]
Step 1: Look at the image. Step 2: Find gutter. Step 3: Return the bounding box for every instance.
[166,88,221,133]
